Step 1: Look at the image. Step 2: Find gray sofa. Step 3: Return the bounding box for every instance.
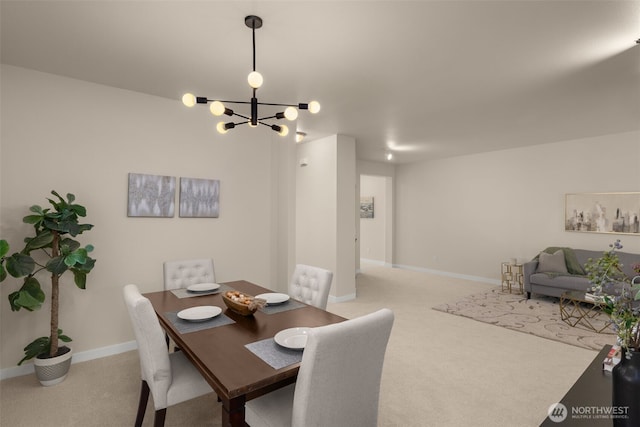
[523,247,640,299]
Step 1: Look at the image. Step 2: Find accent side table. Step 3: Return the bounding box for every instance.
[501,262,523,294]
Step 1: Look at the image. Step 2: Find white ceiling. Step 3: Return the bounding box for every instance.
[2,1,639,164]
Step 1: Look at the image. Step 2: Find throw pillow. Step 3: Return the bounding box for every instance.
[537,250,568,273]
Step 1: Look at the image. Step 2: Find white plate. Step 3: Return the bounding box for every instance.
[274,327,312,350]
[187,283,220,293]
[255,293,290,305]
[177,306,222,322]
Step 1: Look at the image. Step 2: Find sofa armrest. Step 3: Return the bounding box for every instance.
[523,260,538,292]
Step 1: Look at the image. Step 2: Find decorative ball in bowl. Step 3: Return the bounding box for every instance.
[222,291,266,316]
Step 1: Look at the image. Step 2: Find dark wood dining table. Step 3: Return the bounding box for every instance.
[143,280,346,427]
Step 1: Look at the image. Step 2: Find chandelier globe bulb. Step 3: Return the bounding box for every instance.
[308,101,321,114]
[182,93,196,107]
[278,124,289,137]
[248,71,263,89]
[284,107,298,121]
[216,121,229,134]
[210,101,226,116]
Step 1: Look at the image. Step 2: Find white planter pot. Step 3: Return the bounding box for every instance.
[33,346,72,386]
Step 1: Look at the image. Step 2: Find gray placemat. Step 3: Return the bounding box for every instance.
[170,283,233,299]
[259,299,306,314]
[165,310,235,334]
[245,338,303,370]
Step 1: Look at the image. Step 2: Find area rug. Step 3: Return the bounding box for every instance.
[432,287,616,351]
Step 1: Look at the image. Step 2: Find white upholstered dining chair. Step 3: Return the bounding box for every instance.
[288,264,333,310]
[163,258,215,290]
[123,284,214,427]
[245,308,394,427]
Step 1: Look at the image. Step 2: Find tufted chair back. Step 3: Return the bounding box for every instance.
[163,258,215,290]
[288,264,333,310]
[123,284,173,409]
[245,308,395,427]
[123,284,214,426]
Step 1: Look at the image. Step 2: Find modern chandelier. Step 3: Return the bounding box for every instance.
[182,15,320,137]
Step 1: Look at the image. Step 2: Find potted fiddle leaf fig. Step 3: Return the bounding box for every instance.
[0,191,96,386]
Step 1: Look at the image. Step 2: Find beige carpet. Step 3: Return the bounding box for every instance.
[432,287,617,351]
[0,265,602,427]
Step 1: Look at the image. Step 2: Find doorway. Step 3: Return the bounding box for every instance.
[359,174,393,267]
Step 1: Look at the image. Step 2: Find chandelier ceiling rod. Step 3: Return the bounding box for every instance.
[181,15,320,138]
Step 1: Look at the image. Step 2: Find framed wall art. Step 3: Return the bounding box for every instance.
[127,173,176,217]
[360,196,374,219]
[179,177,220,218]
[565,192,640,235]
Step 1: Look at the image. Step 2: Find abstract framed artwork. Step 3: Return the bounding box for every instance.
[127,173,176,217]
[360,196,374,219]
[179,177,220,218]
[565,192,640,235]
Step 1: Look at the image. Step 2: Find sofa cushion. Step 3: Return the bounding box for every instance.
[538,247,585,275]
[529,273,591,292]
[537,250,568,274]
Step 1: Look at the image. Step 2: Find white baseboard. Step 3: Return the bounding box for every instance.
[0,340,138,381]
[360,258,386,266]
[392,263,500,286]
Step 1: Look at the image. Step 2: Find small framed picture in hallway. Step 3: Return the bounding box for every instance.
[360,196,374,219]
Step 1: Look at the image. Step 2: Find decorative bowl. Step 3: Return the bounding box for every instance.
[222,291,263,316]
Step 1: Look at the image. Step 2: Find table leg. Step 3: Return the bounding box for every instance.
[221,395,248,427]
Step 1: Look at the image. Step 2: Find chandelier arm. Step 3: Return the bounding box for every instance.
[258,115,280,121]
[232,112,251,121]
[210,100,253,105]
[256,102,299,107]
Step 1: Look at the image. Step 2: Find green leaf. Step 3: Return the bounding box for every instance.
[28,205,44,215]
[19,336,50,365]
[72,270,87,289]
[23,230,54,252]
[73,256,95,274]
[70,204,86,217]
[46,256,68,275]
[0,264,6,282]
[60,238,81,252]
[22,215,43,225]
[64,248,87,267]
[8,291,21,311]
[43,219,65,233]
[5,253,35,277]
[58,333,72,343]
[65,221,81,237]
[0,239,10,257]
[75,223,93,234]
[65,193,75,204]
[10,277,45,311]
